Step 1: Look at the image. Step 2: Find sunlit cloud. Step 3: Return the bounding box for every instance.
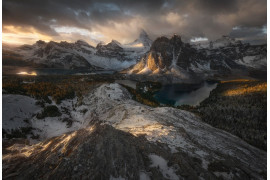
[52,26,104,40]
[2,26,52,45]
[2,0,267,45]
[93,17,145,44]
[164,12,184,25]
[17,71,37,76]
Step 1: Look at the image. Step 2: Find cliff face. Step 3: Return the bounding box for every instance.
[149,35,183,70]
[146,52,158,71]
[128,35,266,80]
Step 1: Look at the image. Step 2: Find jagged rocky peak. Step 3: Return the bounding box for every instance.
[46,40,58,47]
[150,36,170,51]
[127,34,186,75]
[139,29,148,38]
[220,35,235,42]
[96,41,105,49]
[18,44,34,51]
[150,34,183,51]
[128,29,153,47]
[111,39,122,46]
[75,39,89,46]
[35,40,46,47]
[59,41,74,49]
[75,40,95,49]
[192,35,243,50]
[170,34,183,46]
[211,35,242,48]
[43,41,58,53]
[138,29,152,46]
[97,40,122,50]
[170,34,183,61]
[95,39,125,60]
[104,40,123,51]
[149,34,184,68]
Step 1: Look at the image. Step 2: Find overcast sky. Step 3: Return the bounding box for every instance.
[2,0,267,45]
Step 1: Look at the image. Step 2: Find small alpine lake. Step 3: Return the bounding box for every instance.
[154,81,218,106]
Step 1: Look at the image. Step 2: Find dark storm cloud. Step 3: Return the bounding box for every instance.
[193,0,239,14]
[230,26,267,44]
[2,0,267,44]
[230,26,265,38]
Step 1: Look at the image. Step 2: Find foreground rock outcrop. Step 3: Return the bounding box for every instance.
[3,83,267,179]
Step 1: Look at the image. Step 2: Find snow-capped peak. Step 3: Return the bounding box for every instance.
[192,35,242,49]
[75,40,90,46]
[127,29,152,48]
[138,29,149,39]
[35,40,46,47]
[110,40,122,47]
[137,29,152,47]
[212,35,239,48]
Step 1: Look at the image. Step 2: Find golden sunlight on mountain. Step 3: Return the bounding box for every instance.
[147,52,158,71]
[131,43,144,47]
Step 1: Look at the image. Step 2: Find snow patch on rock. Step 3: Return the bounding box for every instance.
[3,94,41,131]
[149,154,179,180]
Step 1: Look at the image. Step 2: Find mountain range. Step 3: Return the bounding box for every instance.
[3,30,152,71]
[3,30,266,79]
[127,35,266,80]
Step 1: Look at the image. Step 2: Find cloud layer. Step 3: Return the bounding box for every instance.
[2,0,267,45]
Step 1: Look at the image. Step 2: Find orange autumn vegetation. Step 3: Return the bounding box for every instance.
[222,80,266,96]
[220,79,253,83]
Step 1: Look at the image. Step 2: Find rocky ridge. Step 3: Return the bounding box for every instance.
[3,83,267,179]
